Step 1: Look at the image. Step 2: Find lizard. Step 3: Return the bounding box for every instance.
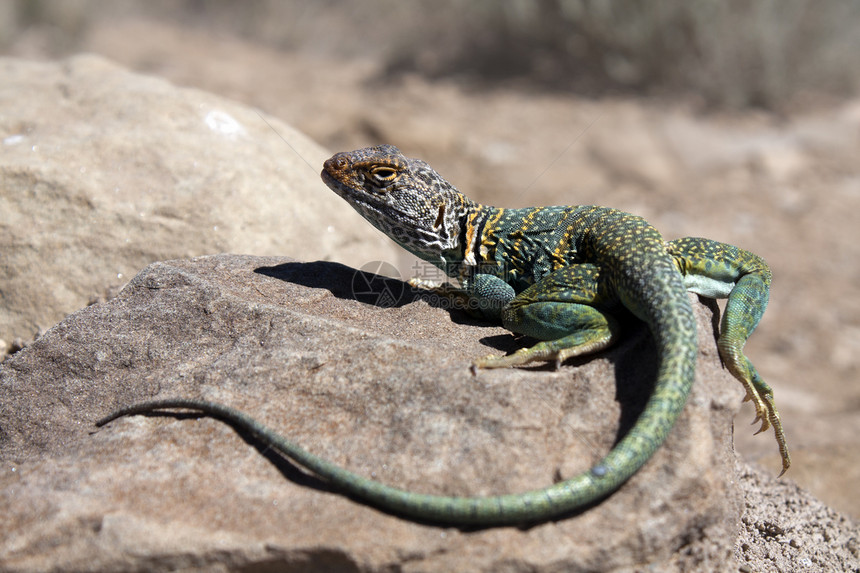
[96,144,790,526]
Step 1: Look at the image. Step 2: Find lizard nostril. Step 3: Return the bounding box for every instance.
[323,155,350,173]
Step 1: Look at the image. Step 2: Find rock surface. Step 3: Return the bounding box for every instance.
[735,465,860,572]
[0,54,398,345]
[2,253,749,572]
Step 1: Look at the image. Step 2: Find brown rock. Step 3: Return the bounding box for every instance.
[1,253,752,571]
[736,463,860,573]
[0,54,398,344]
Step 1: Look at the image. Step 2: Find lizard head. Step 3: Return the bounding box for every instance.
[321,145,477,260]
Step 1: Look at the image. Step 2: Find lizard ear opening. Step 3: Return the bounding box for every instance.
[433,203,446,230]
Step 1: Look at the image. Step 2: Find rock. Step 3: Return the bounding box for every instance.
[0,253,750,572]
[736,463,860,573]
[0,55,399,345]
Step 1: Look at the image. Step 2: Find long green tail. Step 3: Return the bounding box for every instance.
[97,314,695,528]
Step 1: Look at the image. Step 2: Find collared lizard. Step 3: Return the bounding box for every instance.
[97,145,789,526]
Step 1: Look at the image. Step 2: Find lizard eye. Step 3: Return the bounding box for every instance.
[370,167,397,183]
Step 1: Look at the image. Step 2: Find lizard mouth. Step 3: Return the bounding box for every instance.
[320,168,356,200]
[319,167,339,188]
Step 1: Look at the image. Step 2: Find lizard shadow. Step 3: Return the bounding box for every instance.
[255,260,511,329]
[126,410,342,494]
[255,260,424,308]
[477,310,659,449]
[134,409,557,530]
[476,295,723,467]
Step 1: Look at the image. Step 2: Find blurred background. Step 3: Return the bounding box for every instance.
[2,0,859,518]
[4,0,860,108]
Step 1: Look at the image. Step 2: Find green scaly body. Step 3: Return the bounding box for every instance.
[97,145,789,526]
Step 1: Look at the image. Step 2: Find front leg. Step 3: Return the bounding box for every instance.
[668,237,790,474]
[409,272,515,321]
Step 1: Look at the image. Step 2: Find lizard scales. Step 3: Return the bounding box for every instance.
[98,144,789,526]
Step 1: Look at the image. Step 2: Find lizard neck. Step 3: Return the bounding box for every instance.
[415,200,492,277]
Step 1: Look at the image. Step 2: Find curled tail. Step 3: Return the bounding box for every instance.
[595,273,698,483]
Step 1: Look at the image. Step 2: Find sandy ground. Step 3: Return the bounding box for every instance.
[5,13,859,524]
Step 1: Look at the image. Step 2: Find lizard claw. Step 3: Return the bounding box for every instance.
[473,348,540,369]
[407,277,443,290]
[722,352,790,474]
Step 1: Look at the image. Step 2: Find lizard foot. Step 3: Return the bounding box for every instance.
[407,277,445,290]
[474,332,617,370]
[742,383,791,476]
[474,347,551,369]
[726,353,791,476]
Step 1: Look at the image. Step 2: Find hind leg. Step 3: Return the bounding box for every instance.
[668,237,789,474]
[475,264,622,369]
